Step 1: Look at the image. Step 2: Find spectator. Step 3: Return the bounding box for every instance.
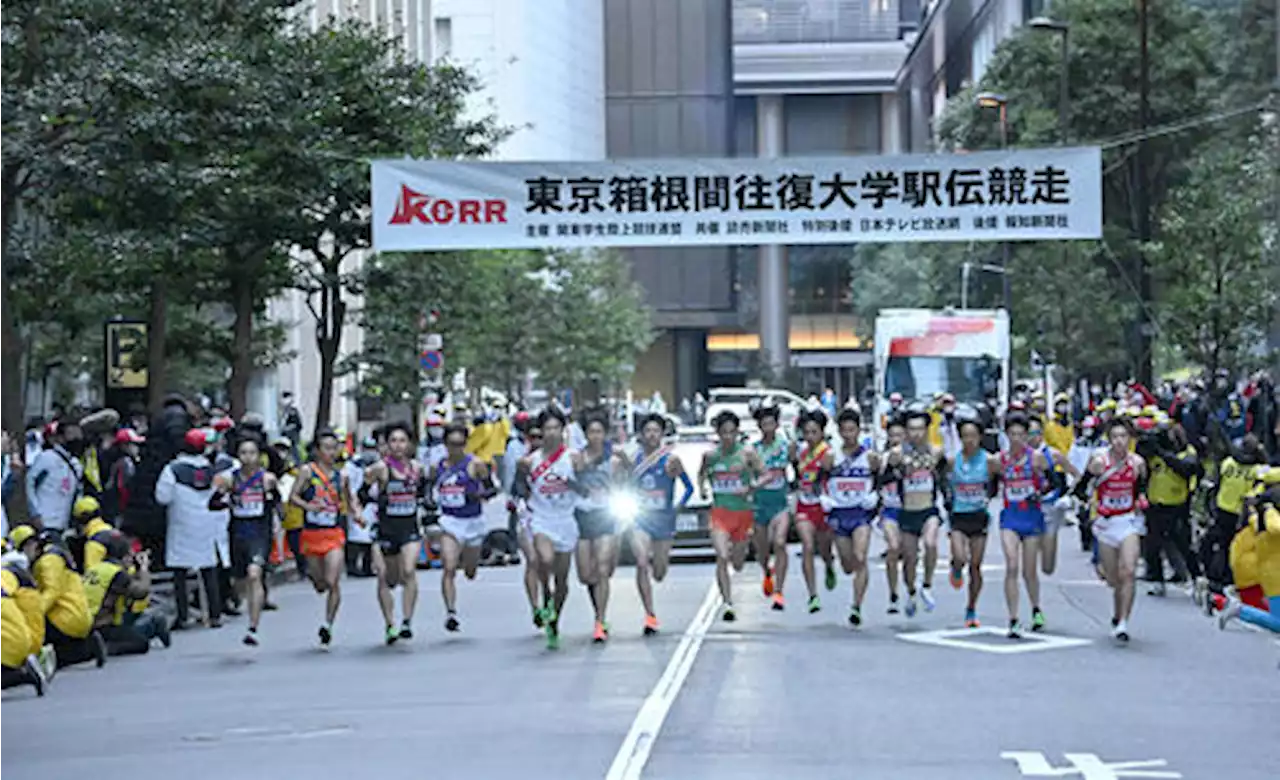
[280,393,303,460]
[154,428,228,629]
[342,436,380,578]
[10,525,105,669]
[102,428,144,523]
[25,420,86,532]
[82,532,170,654]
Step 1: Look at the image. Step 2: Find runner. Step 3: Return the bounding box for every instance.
[824,409,880,626]
[210,435,278,646]
[512,424,544,628]
[793,409,836,614]
[360,423,427,643]
[945,410,993,628]
[879,415,906,614]
[1027,416,1081,578]
[517,408,579,649]
[995,413,1052,638]
[631,413,694,635]
[431,423,491,635]
[699,411,760,621]
[289,429,361,647]
[750,403,793,610]
[886,407,946,617]
[572,412,627,643]
[1085,417,1149,643]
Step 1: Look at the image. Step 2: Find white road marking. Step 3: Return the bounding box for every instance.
[1002,751,1181,778]
[898,626,1092,654]
[605,582,721,780]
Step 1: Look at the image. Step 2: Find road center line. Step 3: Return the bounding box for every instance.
[605,582,722,780]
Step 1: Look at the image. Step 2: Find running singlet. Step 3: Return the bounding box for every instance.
[1000,450,1042,511]
[880,473,902,514]
[383,459,423,519]
[1094,452,1139,518]
[230,467,270,537]
[302,464,344,529]
[634,448,675,515]
[436,456,482,518]
[826,446,877,510]
[706,446,750,512]
[576,446,615,512]
[527,447,577,519]
[795,442,829,507]
[755,437,789,498]
[900,448,937,511]
[950,451,989,514]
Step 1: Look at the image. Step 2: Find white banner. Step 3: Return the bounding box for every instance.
[371,147,1102,252]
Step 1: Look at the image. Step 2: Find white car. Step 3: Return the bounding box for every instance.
[703,386,807,431]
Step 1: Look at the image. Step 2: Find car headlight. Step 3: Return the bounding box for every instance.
[609,489,641,527]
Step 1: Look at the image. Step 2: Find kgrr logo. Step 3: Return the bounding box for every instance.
[389,184,508,225]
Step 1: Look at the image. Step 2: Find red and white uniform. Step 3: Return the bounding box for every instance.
[794,442,829,529]
[1092,451,1146,548]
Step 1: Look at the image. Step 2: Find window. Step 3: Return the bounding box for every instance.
[884,356,999,403]
[434,17,452,60]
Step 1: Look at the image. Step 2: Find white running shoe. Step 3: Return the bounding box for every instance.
[920,587,936,612]
[1218,598,1242,631]
[1112,619,1130,643]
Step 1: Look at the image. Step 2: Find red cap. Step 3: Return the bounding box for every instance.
[42,421,60,438]
[1082,415,1099,428]
[114,428,145,445]
[210,417,235,432]
[1135,417,1156,432]
[183,428,209,451]
[513,411,530,425]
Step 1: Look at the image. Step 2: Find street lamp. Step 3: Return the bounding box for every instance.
[1028,17,1070,144]
[973,92,1012,314]
[960,261,1008,310]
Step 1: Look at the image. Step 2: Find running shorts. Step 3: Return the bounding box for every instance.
[999,507,1045,539]
[377,514,422,552]
[827,507,873,537]
[636,511,676,541]
[878,508,900,529]
[1042,502,1069,535]
[753,493,789,526]
[949,510,990,538]
[898,508,938,536]
[710,507,753,543]
[230,534,271,578]
[794,502,828,531]
[575,508,617,541]
[300,527,345,557]
[1092,511,1144,549]
[438,514,486,548]
[530,513,579,553]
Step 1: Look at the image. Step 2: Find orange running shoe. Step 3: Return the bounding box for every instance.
[643,614,660,636]
[593,621,608,643]
[771,593,785,611]
[762,568,775,597]
[949,565,964,590]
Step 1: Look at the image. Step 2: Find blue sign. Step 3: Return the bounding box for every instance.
[420,350,444,370]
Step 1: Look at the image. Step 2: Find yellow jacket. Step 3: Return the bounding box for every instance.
[32,547,93,638]
[1,567,44,657]
[1044,418,1073,455]
[1,594,33,667]
[927,412,943,450]
[1229,524,1260,590]
[1244,502,1280,597]
[82,517,115,569]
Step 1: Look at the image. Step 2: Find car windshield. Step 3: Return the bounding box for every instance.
[884,356,993,403]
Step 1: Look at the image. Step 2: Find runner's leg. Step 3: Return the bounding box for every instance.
[711,528,733,609]
[1040,507,1061,576]
[322,548,343,626]
[769,509,790,599]
[921,516,940,590]
[797,521,818,599]
[533,533,556,615]
[1000,530,1023,627]
[591,534,617,626]
[968,533,988,615]
[883,521,902,610]
[1021,535,1042,618]
[1117,533,1140,622]
[631,529,657,618]
[372,545,396,629]
[900,532,920,601]
[576,538,599,616]
[398,539,420,632]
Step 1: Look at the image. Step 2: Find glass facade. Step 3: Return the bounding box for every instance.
[733,0,903,44]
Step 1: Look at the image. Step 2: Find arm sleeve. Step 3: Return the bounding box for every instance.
[33,555,62,613]
[154,465,176,506]
[677,472,695,507]
[26,457,47,518]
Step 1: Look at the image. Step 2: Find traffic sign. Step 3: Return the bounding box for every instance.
[421,333,443,351]
[420,350,444,370]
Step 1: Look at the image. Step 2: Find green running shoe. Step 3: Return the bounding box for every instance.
[824,565,837,591]
[1031,608,1046,632]
[808,595,821,614]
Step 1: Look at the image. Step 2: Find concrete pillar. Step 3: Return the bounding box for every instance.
[756,95,789,381]
[880,92,903,154]
[673,329,705,402]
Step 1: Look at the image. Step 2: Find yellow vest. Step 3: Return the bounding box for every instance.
[1044,418,1073,455]
[1216,458,1259,515]
[83,560,127,627]
[82,517,115,569]
[1148,447,1195,507]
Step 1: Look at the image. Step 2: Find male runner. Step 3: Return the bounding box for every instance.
[1085,418,1148,642]
[750,404,793,610]
[699,411,760,621]
[886,407,946,617]
[289,429,361,647]
[512,424,544,627]
[631,414,693,635]
[824,409,880,626]
[1027,416,1080,578]
[995,413,1052,638]
[946,412,993,627]
[794,409,836,613]
[210,436,278,646]
[431,423,491,634]
[572,412,627,643]
[879,415,906,614]
[359,423,427,643]
[517,408,579,649]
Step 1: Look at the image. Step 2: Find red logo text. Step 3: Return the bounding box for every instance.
[389,184,507,225]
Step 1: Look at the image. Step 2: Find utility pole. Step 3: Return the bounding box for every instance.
[1135,0,1153,386]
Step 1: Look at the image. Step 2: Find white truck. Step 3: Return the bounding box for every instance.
[872,308,1010,446]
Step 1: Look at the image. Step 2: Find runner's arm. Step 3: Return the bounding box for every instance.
[289,465,319,512]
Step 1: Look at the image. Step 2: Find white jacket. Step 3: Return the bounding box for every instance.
[155,453,231,569]
[25,445,82,530]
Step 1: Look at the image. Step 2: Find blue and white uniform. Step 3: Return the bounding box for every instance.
[634,448,677,541]
[949,450,991,537]
[824,445,878,536]
[998,449,1044,538]
[435,455,485,547]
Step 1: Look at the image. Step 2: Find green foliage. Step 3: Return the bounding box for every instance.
[847,243,968,325]
[355,250,653,403]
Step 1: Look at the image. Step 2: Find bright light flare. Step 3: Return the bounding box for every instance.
[609,490,641,528]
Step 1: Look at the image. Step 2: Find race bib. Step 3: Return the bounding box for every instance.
[712,475,743,494]
[905,471,934,493]
[641,489,667,510]
[1005,479,1035,502]
[438,486,466,509]
[763,469,787,491]
[311,510,338,527]
[833,478,869,494]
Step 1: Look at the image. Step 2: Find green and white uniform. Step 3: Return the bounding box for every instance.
[754,437,789,524]
[707,446,752,512]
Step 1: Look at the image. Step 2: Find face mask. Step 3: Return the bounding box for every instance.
[64,438,88,457]
[427,426,444,439]
[1055,406,1068,417]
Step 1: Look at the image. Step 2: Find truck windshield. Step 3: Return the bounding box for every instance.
[884,356,990,403]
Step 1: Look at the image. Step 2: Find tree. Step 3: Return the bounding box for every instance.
[847,242,967,326]
[285,22,506,436]
[1149,133,1278,376]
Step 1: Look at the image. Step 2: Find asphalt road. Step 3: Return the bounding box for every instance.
[4,533,1276,780]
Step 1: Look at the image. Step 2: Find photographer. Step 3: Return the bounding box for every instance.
[1140,419,1202,596]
